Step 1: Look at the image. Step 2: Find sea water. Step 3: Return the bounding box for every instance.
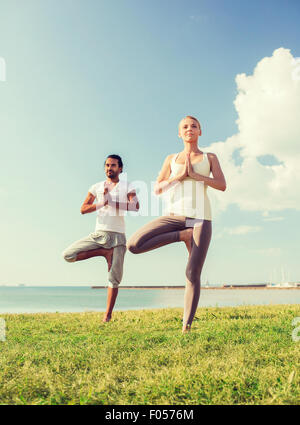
[0,286,299,314]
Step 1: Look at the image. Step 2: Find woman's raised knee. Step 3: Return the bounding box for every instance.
[126,240,139,254]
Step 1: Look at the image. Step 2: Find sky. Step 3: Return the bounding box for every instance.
[0,0,300,286]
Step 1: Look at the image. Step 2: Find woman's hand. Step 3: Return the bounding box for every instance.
[186,153,196,179]
[175,155,189,181]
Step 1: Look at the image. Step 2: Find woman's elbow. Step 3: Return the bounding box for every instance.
[216,180,226,191]
[153,183,160,196]
[154,182,164,196]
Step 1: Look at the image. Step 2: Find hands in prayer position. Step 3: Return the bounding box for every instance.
[176,153,199,181]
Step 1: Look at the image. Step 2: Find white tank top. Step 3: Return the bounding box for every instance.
[163,152,212,220]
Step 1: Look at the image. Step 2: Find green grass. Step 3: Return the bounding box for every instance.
[0,305,299,405]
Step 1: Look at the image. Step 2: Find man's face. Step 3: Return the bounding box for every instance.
[104,157,122,179]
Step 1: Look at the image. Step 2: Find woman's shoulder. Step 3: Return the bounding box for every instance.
[205,152,218,169]
[163,153,178,164]
[205,151,218,160]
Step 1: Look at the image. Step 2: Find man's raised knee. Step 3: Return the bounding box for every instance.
[62,250,76,263]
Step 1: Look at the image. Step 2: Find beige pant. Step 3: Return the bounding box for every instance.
[62,231,126,288]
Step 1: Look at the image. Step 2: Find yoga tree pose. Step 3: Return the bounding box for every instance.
[127,116,226,333]
[62,155,139,323]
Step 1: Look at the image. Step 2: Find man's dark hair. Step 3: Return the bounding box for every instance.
[105,154,123,169]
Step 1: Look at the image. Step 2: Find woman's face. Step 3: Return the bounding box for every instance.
[178,118,201,143]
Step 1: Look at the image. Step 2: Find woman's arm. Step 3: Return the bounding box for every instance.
[187,153,226,191]
[154,154,188,195]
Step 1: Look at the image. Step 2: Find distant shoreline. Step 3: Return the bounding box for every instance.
[91,286,300,290]
[1,285,299,290]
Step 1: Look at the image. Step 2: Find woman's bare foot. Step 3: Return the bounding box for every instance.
[102,314,112,323]
[179,228,193,256]
[182,324,191,334]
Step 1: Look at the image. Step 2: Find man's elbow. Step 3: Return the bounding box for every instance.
[80,206,86,214]
[221,182,226,191]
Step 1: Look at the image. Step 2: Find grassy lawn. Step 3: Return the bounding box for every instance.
[0,305,299,405]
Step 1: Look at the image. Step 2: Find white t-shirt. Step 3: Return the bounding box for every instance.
[88,180,133,234]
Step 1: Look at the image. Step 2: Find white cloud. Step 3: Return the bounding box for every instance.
[255,247,282,256]
[262,216,284,222]
[208,48,300,215]
[216,225,262,238]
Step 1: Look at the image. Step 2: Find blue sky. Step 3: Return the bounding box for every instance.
[0,0,299,286]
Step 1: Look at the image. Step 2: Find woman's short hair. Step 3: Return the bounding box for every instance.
[179,116,201,130]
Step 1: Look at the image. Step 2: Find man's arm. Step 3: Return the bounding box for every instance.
[106,190,140,212]
[127,190,139,212]
[80,192,107,214]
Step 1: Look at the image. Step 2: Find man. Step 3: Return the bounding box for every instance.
[62,154,139,322]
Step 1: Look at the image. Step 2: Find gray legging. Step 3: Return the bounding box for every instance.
[127,215,212,327]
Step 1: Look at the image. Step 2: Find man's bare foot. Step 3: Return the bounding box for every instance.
[179,228,193,256]
[102,314,112,323]
[76,247,113,270]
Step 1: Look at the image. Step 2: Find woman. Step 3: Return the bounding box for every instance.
[127,116,226,333]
